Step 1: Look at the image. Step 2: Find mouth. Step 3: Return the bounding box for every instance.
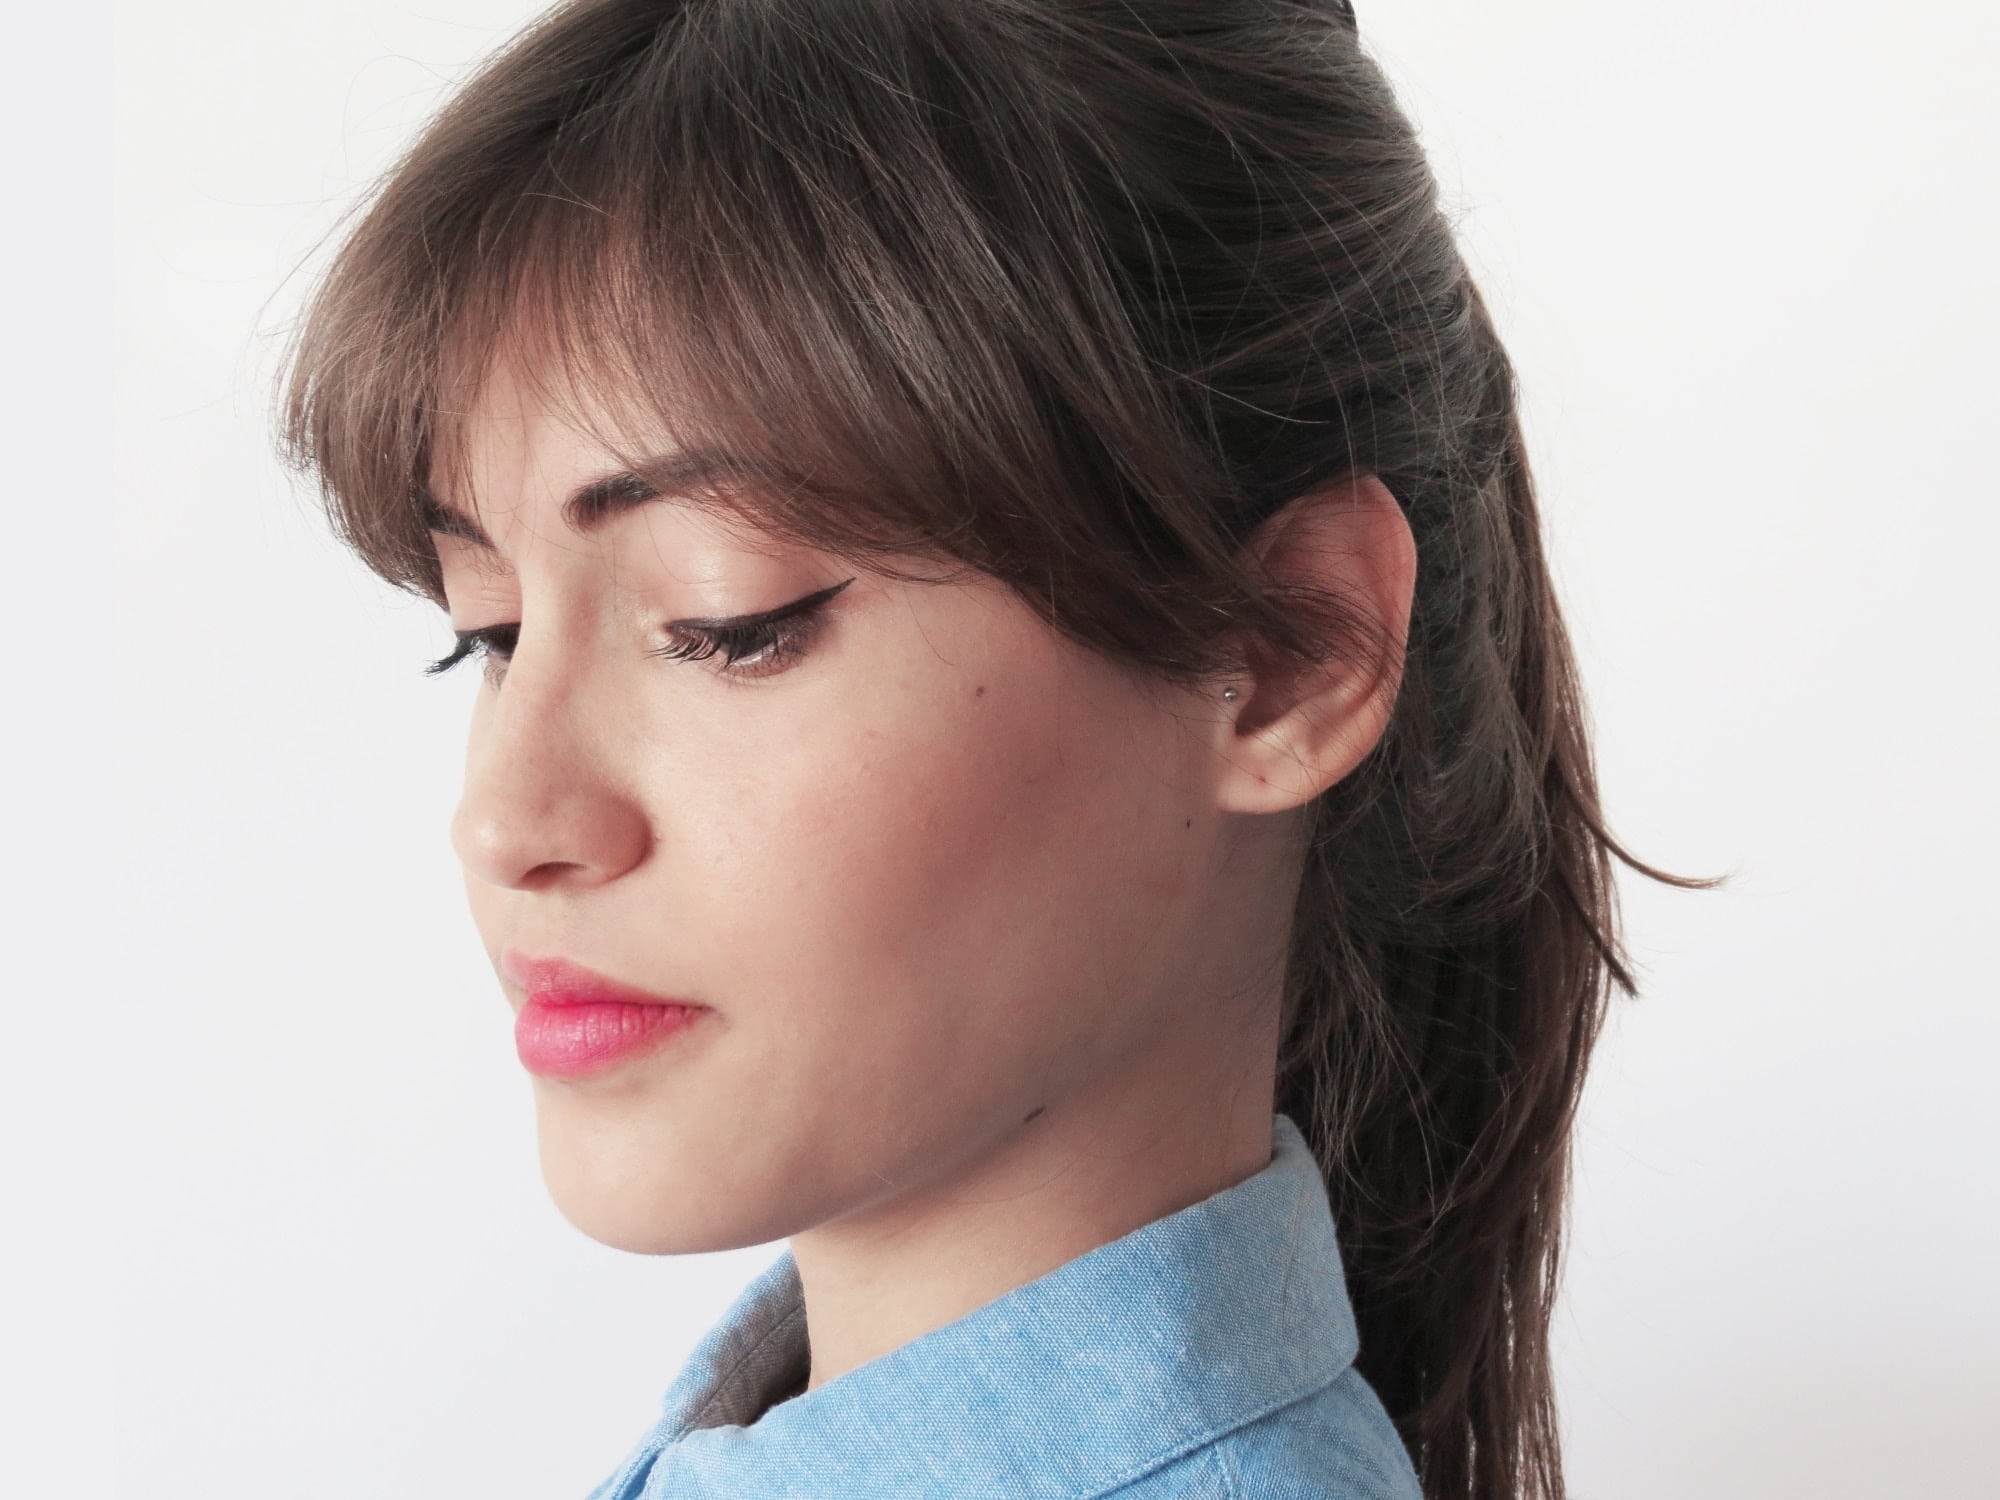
[501,948,710,1080]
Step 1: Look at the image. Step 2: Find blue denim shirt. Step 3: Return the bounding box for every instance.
[585,1112,1422,1498]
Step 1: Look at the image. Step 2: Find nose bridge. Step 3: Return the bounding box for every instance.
[449,647,647,890]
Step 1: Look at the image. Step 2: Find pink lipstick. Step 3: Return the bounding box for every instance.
[503,949,708,1080]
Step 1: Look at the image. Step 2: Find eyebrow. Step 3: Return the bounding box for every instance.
[419,447,770,551]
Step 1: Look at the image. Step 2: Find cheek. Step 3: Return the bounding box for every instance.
[695,667,1187,1137]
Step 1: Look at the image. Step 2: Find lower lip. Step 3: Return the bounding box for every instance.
[514,996,706,1079]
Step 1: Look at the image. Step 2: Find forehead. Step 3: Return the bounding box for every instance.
[422,352,801,566]
[433,345,620,496]
[421,321,893,574]
[426,368,619,564]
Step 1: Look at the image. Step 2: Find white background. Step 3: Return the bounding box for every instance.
[10,1,1992,1494]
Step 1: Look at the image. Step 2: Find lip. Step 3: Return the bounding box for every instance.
[502,948,709,1080]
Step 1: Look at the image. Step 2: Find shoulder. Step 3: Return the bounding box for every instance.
[1104,1367,1423,1500]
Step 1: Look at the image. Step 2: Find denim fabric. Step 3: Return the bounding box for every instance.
[584,1112,1423,1499]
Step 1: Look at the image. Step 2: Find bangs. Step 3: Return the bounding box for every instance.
[278,0,1204,613]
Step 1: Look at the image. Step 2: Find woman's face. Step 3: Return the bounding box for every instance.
[433,352,1270,1254]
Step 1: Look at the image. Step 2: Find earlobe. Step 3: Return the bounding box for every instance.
[1209,475,1416,816]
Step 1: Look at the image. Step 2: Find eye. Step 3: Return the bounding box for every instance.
[647,577,854,682]
[422,578,853,684]
[424,622,517,681]
[648,612,814,679]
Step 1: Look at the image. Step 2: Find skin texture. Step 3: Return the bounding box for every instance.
[433,348,1417,1396]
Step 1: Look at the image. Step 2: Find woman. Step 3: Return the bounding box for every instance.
[276,1,1701,1495]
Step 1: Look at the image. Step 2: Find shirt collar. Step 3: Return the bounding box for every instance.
[622,1111,1359,1499]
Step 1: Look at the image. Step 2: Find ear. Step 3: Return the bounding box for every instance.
[1207,475,1416,815]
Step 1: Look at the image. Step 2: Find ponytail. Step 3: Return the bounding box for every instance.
[1277,277,1717,1496]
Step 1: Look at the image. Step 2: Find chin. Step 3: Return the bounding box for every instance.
[533,1111,772,1256]
[553,1196,715,1255]
[540,1149,727,1254]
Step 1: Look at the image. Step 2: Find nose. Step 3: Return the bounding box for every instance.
[448,656,652,893]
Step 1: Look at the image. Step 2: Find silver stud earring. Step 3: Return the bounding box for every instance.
[1221,685,1240,702]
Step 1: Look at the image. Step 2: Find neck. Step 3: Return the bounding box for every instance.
[785,1048,1279,1396]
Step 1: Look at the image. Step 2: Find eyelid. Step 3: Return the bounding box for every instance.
[665,576,855,632]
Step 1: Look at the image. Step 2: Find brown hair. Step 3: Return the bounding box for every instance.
[275,2,1713,1495]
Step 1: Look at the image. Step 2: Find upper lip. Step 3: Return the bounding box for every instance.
[502,947,705,1008]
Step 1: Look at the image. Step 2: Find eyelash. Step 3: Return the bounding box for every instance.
[425,579,853,685]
